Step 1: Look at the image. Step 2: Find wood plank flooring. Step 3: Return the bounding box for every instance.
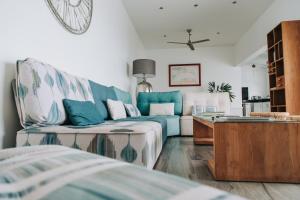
[154,137,300,200]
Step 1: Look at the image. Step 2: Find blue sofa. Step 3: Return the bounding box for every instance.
[89,81,182,139]
[14,58,181,169]
[137,91,182,136]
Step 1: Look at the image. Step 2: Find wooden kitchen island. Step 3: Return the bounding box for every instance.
[193,116,300,183]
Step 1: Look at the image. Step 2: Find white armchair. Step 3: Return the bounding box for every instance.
[180,92,231,136]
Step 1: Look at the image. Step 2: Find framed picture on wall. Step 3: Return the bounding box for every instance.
[169,63,201,87]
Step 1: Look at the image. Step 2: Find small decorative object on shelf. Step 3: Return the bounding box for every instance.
[133,59,156,95]
[46,0,93,34]
[208,81,235,102]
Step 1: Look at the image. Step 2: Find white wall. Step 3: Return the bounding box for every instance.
[235,0,300,65]
[146,47,242,115]
[0,0,145,148]
[241,66,269,99]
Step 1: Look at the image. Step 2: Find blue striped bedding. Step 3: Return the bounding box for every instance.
[0,145,245,200]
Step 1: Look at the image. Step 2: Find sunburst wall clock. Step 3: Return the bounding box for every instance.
[46,0,93,34]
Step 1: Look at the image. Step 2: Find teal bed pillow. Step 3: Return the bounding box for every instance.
[63,99,104,126]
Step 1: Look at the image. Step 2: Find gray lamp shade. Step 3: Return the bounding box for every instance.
[133,59,156,78]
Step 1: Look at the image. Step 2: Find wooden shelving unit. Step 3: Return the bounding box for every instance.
[267,21,300,114]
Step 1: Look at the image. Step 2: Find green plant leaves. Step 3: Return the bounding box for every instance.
[208,81,216,93]
[208,81,235,102]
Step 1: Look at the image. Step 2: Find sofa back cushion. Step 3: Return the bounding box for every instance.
[111,86,132,104]
[137,91,182,116]
[88,80,117,120]
[182,92,230,115]
[15,58,95,127]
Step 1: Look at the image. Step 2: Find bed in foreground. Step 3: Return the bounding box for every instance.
[0,146,244,200]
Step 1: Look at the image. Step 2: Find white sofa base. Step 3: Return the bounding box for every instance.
[180,92,231,136]
[180,116,193,136]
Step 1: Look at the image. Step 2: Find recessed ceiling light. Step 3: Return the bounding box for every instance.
[232,1,237,4]
[159,6,164,10]
[194,4,199,7]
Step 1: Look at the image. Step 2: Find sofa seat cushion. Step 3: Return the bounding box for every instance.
[180,115,193,120]
[137,91,182,116]
[15,58,95,127]
[122,115,180,137]
[17,121,163,169]
[163,115,180,136]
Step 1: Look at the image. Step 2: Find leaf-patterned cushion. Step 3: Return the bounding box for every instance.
[15,58,95,127]
[124,104,141,117]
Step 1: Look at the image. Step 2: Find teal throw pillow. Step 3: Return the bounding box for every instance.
[63,99,104,126]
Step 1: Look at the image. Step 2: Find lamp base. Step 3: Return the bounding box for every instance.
[136,80,153,95]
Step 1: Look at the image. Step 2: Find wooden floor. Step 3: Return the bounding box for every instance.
[154,137,300,200]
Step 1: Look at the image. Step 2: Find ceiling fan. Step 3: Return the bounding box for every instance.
[167,29,210,51]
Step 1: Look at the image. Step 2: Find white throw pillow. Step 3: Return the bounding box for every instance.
[107,99,127,120]
[150,103,175,116]
[124,104,141,117]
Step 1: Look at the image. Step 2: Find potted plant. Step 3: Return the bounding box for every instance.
[208,82,235,102]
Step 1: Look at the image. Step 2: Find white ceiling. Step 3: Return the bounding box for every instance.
[122,0,274,49]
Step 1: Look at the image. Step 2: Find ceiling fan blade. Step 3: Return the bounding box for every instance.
[167,42,187,44]
[187,43,195,51]
[191,39,210,44]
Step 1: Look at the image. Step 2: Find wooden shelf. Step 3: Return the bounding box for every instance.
[269,58,284,66]
[276,57,284,62]
[277,105,287,107]
[269,72,276,76]
[268,40,283,50]
[269,21,300,112]
[270,87,285,91]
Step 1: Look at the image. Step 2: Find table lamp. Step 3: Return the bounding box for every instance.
[133,59,156,95]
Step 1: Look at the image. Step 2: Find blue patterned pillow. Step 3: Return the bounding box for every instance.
[124,104,141,117]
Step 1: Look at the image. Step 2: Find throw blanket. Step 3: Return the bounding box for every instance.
[0,146,244,200]
[117,116,168,143]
